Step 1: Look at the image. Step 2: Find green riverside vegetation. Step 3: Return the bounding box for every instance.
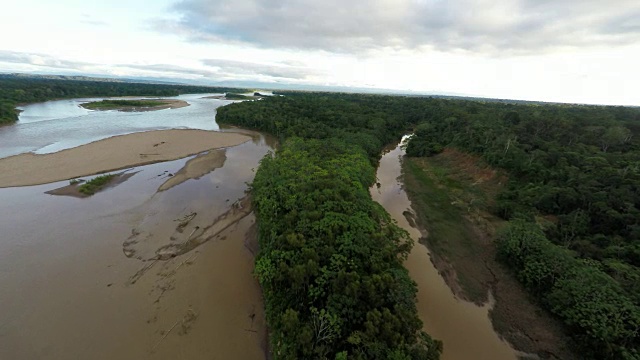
[0,74,248,124]
[405,100,640,359]
[81,99,168,110]
[219,92,640,359]
[224,92,253,100]
[78,174,116,195]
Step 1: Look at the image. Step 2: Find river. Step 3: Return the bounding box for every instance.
[0,96,273,360]
[371,138,520,360]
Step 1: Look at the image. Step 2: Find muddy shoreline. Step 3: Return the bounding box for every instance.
[402,153,578,360]
[46,171,138,198]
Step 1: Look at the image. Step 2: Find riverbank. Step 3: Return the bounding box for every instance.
[81,99,190,112]
[0,129,251,187]
[402,149,577,359]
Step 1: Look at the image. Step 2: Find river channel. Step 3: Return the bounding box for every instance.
[371,138,520,360]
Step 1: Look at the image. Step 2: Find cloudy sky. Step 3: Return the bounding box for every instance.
[0,0,638,105]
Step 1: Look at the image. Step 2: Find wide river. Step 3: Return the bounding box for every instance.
[0,95,273,360]
[0,95,519,359]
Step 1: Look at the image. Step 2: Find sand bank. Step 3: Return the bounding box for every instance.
[0,129,251,187]
[158,150,227,192]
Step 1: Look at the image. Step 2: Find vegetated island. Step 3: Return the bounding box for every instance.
[0,129,251,188]
[46,173,139,198]
[204,92,263,101]
[80,99,189,112]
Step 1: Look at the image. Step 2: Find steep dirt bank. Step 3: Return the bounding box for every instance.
[403,149,578,360]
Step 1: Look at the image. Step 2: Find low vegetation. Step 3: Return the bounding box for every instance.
[81,99,167,110]
[224,92,253,100]
[78,174,115,195]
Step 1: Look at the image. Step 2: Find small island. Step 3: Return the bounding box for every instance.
[81,99,189,112]
[203,92,263,101]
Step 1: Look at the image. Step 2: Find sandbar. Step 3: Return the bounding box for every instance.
[0,129,251,187]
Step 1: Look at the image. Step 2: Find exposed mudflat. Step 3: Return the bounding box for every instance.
[0,129,250,187]
[371,139,519,360]
[158,150,226,192]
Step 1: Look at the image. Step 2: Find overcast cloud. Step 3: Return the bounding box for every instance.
[202,59,321,80]
[164,0,640,54]
[0,50,91,71]
[0,0,638,105]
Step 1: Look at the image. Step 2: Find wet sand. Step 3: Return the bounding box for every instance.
[0,129,251,187]
[158,150,226,191]
[46,171,139,198]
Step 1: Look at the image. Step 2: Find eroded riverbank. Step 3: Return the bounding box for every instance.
[370,139,520,360]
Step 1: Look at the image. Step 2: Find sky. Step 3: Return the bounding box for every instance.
[0,0,638,105]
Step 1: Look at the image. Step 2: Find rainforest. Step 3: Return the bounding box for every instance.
[218,92,640,360]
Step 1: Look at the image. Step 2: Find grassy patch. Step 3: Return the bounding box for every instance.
[403,153,504,302]
[82,99,166,110]
[78,174,115,195]
[224,93,253,100]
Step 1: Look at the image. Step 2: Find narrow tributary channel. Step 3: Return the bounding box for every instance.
[370,138,519,360]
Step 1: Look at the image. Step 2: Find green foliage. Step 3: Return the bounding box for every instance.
[225,92,253,100]
[77,174,115,195]
[216,93,413,161]
[496,220,640,359]
[250,138,440,359]
[402,96,640,358]
[218,91,640,358]
[81,99,167,109]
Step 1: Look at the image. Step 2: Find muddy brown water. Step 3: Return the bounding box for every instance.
[0,133,274,360]
[370,139,520,360]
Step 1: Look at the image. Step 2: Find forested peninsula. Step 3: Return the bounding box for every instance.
[218,92,640,360]
[0,74,247,124]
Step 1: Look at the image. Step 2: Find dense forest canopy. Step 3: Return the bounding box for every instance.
[251,139,441,359]
[0,74,247,124]
[219,92,640,359]
[218,95,443,359]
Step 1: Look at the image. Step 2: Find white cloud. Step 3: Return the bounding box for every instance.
[164,0,640,54]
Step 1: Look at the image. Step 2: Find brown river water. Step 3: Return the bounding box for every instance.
[370,139,520,360]
[0,131,276,360]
